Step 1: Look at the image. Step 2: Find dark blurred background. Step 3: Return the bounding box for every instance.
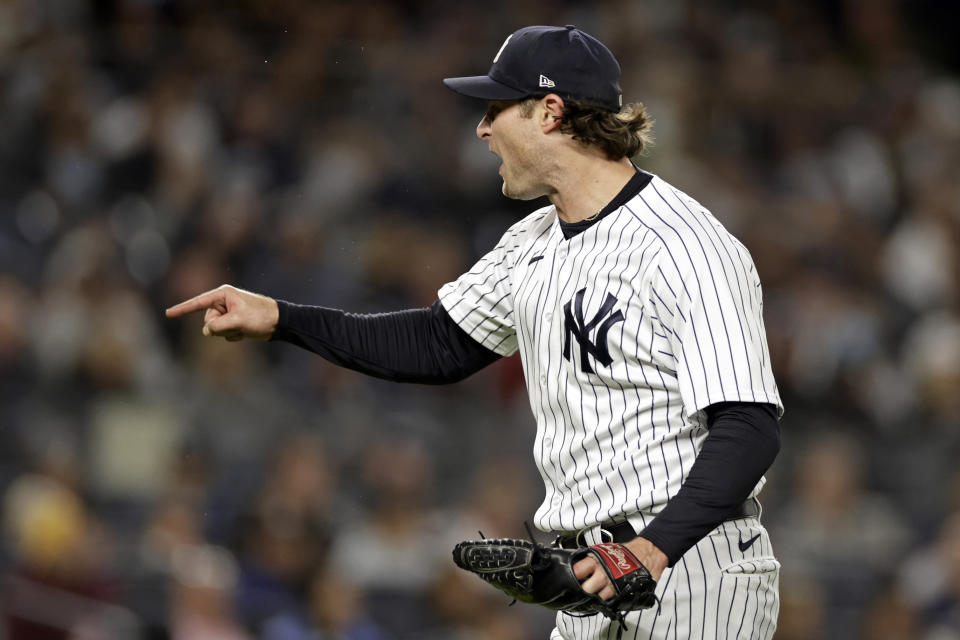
[1,1,959,639]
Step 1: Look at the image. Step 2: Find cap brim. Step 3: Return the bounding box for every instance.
[442,75,529,101]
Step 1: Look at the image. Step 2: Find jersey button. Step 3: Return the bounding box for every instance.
[539,374,547,385]
[544,437,552,447]
[544,312,552,321]
[558,246,567,258]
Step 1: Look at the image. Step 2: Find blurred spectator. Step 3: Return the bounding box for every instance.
[451,455,541,540]
[901,511,960,639]
[128,497,205,637]
[0,275,30,375]
[775,574,826,640]
[233,434,334,634]
[262,566,392,640]
[770,431,911,638]
[2,472,130,638]
[902,312,960,425]
[858,583,920,640]
[169,544,251,640]
[329,438,452,637]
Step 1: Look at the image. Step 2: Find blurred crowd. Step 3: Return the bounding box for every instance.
[1,0,959,638]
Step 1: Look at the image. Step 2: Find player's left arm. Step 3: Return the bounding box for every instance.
[630,401,780,563]
[575,401,780,597]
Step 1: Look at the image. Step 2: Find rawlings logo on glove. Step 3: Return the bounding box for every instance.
[452,533,658,637]
[590,542,639,575]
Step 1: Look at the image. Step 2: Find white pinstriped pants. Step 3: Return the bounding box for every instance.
[550,518,780,640]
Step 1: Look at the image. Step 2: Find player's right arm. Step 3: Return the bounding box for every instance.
[165,285,501,384]
[165,285,279,341]
[167,217,528,382]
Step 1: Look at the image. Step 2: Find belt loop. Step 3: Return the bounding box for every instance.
[576,524,607,547]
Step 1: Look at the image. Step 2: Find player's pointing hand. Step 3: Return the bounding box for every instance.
[165,284,279,341]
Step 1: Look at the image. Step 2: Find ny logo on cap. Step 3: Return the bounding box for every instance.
[538,75,556,88]
[493,34,513,63]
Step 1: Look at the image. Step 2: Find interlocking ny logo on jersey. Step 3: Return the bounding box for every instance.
[562,288,624,374]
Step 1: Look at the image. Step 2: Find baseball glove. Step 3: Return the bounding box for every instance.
[452,532,657,633]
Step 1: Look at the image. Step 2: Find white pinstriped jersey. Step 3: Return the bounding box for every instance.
[439,173,783,534]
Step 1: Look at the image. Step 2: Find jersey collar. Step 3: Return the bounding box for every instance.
[558,167,653,239]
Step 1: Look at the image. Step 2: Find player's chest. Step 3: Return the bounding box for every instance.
[510,223,659,370]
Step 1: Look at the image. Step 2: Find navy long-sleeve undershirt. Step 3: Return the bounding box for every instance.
[270,299,780,564]
[638,402,780,565]
[271,299,501,384]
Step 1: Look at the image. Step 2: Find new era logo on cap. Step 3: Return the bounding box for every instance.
[443,25,623,112]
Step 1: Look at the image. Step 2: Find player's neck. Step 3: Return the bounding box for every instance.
[548,156,637,224]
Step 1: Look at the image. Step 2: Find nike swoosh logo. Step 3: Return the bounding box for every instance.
[528,255,544,265]
[738,533,761,553]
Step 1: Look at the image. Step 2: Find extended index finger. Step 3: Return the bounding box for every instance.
[165,289,225,318]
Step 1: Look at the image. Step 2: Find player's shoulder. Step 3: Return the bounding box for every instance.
[627,173,760,286]
[495,203,556,248]
[630,174,743,253]
[514,203,557,234]
[628,174,714,228]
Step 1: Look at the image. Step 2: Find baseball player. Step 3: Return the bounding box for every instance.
[167,25,783,640]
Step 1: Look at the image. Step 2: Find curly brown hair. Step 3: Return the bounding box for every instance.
[519,98,653,160]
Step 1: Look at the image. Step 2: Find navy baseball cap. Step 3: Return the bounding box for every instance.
[443,25,623,112]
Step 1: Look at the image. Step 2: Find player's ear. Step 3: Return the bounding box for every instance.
[540,94,565,133]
